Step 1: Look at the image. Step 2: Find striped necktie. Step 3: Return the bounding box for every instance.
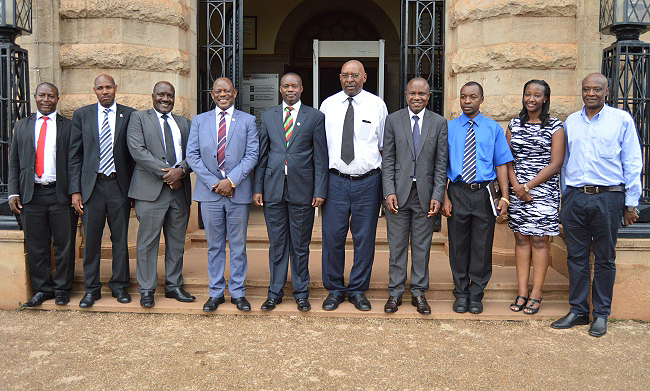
[461,119,476,183]
[217,111,227,171]
[284,106,294,146]
[99,108,115,175]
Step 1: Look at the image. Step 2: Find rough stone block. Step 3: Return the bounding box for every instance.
[451,0,577,27]
[0,231,30,309]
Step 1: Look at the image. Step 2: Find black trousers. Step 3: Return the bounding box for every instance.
[447,182,495,302]
[81,177,131,295]
[560,187,624,318]
[21,185,77,294]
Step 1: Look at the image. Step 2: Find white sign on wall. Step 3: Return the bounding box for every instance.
[241,74,279,126]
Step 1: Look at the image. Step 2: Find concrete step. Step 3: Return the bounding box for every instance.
[33,293,570,321]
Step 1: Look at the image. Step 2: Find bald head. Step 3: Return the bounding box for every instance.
[340,60,367,97]
[94,74,117,108]
[582,73,609,111]
[211,77,237,110]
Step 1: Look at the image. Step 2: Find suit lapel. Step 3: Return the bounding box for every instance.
[417,110,433,158]
[114,104,126,139]
[25,114,36,166]
[287,106,308,149]
[274,105,286,147]
[91,104,100,147]
[172,114,188,157]
[226,109,239,147]
[147,109,165,150]
[55,115,66,173]
[401,109,415,159]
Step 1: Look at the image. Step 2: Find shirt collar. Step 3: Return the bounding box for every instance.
[36,110,57,121]
[341,89,364,104]
[97,101,117,113]
[580,104,608,122]
[408,108,425,122]
[216,105,234,117]
[460,112,482,127]
[153,108,173,119]
[282,100,301,113]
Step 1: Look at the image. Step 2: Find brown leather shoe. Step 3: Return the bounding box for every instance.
[384,295,402,313]
[412,295,431,315]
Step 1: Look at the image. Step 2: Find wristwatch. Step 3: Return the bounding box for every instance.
[523,184,530,193]
[626,205,639,213]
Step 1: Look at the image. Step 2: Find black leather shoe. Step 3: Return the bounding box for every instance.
[112,291,132,304]
[54,292,70,305]
[296,298,311,311]
[412,295,431,315]
[589,317,608,337]
[452,297,468,313]
[79,292,101,308]
[140,291,155,308]
[468,300,483,314]
[349,293,371,311]
[322,293,345,311]
[384,295,402,313]
[550,312,590,329]
[164,287,196,302]
[231,297,251,311]
[23,292,55,307]
[203,296,225,312]
[261,297,282,310]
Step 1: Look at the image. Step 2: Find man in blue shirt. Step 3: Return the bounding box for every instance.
[551,73,642,337]
[441,81,512,314]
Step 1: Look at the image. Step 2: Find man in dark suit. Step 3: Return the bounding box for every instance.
[253,73,328,311]
[69,74,135,308]
[186,77,258,312]
[382,78,448,314]
[127,81,194,308]
[9,82,77,307]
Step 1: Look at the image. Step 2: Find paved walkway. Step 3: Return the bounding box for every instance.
[1,310,648,390]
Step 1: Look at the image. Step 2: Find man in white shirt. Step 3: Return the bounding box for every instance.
[319,60,388,311]
[9,82,77,307]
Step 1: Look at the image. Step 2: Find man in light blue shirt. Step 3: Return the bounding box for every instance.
[552,73,642,337]
[441,81,512,315]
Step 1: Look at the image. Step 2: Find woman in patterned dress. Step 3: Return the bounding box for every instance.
[506,80,565,314]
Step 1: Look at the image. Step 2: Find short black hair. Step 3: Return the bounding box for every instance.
[34,82,59,97]
[462,81,483,97]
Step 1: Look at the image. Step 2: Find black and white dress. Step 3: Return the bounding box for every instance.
[508,117,562,236]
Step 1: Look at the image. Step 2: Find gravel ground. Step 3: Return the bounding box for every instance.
[0,310,648,390]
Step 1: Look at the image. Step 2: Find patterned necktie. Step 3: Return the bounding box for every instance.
[284,106,294,146]
[341,97,354,164]
[161,114,176,167]
[217,111,227,171]
[99,108,115,175]
[35,116,49,178]
[461,119,476,183]
[412,115,420,177]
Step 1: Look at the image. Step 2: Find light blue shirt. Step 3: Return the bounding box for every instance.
[562,104,643,206]
[447,113,513,182]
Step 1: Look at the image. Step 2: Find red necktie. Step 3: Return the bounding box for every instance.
[217,111,226,171]
[35,116,49,178]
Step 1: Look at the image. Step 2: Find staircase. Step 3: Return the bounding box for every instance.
[38,208,570,319]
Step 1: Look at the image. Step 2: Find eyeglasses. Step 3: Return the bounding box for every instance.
[340,73,361,80]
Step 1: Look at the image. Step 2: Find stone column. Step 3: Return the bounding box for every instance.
[0,231,30,309]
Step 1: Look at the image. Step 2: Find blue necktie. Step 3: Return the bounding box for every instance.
[461,119,476,183]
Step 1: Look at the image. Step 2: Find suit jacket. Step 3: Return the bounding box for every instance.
[126,109,192,204]
[253,103,328,204]
[68,103,135,202]
[186,107,258,204]
[382,108,448,211]
[9,113,73,204]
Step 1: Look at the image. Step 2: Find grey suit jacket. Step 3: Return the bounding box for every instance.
[9,114,73,204]
[382,108,448,211]
[253,103,328,204]
[126,109,192,204]
[68,103,135,202]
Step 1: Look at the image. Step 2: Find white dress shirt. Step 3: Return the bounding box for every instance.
[154,109,182,166]
[97,102,117,174]
[408,107,425,182]
[215,105,235,177]
[282,100,301,175]
[320,89,388,175]
[34,110,57,184]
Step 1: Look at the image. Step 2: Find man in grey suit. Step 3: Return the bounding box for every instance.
[186,77,258,312]
[9,82,77,307]
[69,74,135,308]
[127,81,195,308]
[382,77,448,314]
[253,73,328,311]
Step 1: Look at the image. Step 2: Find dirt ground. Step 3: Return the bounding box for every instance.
[0,310,648,390]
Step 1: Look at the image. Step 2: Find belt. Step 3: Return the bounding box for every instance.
[35,181,56,189]
[98,173,117,180]
[452,181,490,191]
[329,168,380,180]
[570,185,625,194]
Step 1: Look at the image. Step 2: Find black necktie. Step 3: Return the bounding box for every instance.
[341,97,354,164]
[161,114,176,166]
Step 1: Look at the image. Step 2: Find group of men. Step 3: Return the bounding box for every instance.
[9,62,642,336]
